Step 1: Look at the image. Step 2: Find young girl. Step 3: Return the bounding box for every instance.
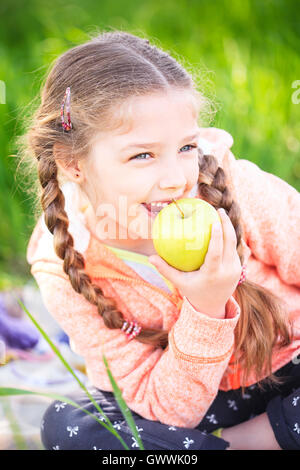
[22,31,300,450]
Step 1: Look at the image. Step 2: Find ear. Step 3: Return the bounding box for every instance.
[53,143,85,183]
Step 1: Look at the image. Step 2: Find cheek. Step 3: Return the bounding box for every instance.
[190,157,199,181]
[103,197,143,223]
[181,156,199,185]
[115,176,149,206]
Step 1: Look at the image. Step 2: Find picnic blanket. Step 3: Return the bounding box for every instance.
[0,281,91,450]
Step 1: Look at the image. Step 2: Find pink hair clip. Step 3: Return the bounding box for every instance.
[121,321,142,341]
[238,264,247,285]
[60,86,72,131]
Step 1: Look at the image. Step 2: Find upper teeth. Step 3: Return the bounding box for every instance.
[150,201,170,207]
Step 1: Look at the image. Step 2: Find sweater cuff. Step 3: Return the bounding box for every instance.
[170,296,240,361]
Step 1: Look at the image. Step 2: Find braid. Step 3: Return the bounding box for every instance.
[196,148,291,387]
[38,156,126,331]
[197,149,245,263]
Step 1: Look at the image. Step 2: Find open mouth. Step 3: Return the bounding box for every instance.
[141,201,172,218]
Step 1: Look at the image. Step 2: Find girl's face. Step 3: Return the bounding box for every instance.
[81,89,201,255]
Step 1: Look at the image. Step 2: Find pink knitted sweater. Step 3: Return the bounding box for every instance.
[26,127,300,428]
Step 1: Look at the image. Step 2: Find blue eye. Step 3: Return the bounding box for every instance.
[180,144,197,153]
[131,153,151,161]
[129,144,197,161]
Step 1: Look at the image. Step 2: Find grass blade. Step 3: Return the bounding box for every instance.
[0,386,129,446]
[13,296,130,450]
[102,353,145,450]
[1,394,28,450]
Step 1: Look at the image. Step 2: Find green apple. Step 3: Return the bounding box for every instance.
[151,198,221,271]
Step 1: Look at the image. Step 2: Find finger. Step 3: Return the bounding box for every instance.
[148,255,182,286]
[217,209,238,263]
[202,217,223,271]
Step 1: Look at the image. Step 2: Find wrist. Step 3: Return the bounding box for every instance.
[187,299,226,319]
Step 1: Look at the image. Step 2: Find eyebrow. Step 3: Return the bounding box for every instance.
[120,132,201,152]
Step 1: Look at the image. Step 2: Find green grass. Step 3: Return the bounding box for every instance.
[0,0,299,285]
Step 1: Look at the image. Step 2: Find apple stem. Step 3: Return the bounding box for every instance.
[172,198,185,218]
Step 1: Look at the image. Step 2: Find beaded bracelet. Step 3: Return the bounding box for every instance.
[121,321,142,341]
[238,264,247,285]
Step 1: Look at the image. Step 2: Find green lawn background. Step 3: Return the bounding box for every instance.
[0,0,299,288]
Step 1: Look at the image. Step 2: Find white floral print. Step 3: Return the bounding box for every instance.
[207,414,218,424]
[52,445,60,450]
[292,396,300,407]
[67,425,79,437]
[112,421,122,430]
[293,423,300,434]
[183,437,194,449]
[131,437,139,448]
[228,399,238,411]
[168,426,177,431]
[95,414,107,422]
[55,402,67,412]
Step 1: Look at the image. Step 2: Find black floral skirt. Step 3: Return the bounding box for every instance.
[41,359,300,450]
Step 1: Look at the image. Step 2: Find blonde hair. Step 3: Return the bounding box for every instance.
[18,30,291,387]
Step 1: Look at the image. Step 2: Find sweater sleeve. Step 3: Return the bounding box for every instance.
[32,269,240,428]
[226,151,300,288]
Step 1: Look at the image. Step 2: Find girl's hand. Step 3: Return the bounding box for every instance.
[148,208,242,319]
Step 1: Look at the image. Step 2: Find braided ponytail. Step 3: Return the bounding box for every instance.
[38,155,130,330]
[20,30,291,387]
[197,152,292,386]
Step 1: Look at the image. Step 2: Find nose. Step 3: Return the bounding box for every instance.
[158,159,187,191]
